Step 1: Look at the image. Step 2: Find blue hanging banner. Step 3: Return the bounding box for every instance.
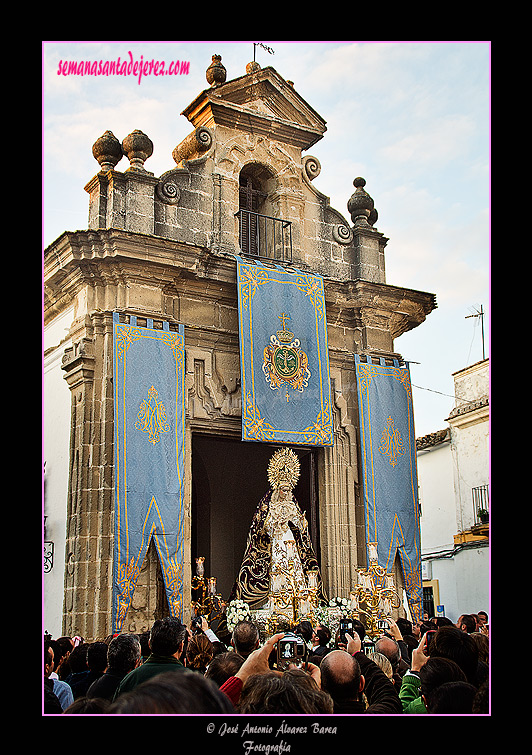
[354,355,423,621]
[112,313,186,633]
[236,258,333,446]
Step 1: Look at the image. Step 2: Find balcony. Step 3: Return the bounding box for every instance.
[236,209,292,262]
[472,484,489,526]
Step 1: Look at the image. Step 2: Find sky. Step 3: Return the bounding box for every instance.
[42,40,490,438]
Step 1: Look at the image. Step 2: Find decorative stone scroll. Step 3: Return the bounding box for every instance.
[172,126,214,166]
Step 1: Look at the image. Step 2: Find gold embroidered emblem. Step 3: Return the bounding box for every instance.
[135,386,171,444]
[378,416,405,467]
[262,313,310,402]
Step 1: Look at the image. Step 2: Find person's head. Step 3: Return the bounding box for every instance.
[87,642,108,674]
[434,616,453,628]
[68,643,89,673]
[107,634,142,674]
[186,633,214,671]
[374,636,401,671]
[426,628,479,685]
[231,620,260,658]
[396,617,412,636]
[238,669,333,714]
[149,617,187,658]
[205,651,245,687]
[108,670,235,714]
[419,656,466,699]
[425,681,477,714]
[456,614,476,633]
[63,697,111,714]
[477,611,488,626]
[48,639,68,673]
[313,624,331,647]
[44,643,54,677]
[470,632,489,665]
[294,621,313,644]
[472,679,489,714]
[367,652,393,679]
[319,650,364,703]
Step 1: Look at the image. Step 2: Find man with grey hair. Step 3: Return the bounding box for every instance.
[86,634,142,701]
[320,632,402,713]
[231,620,260,659]
[374,635,408,690]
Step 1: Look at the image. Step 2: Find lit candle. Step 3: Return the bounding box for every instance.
[286,540,296,560]
[307,570,317,590]
[385,574,395,589]
[368,542,378,562]
[208,576,216,596]
[350,591,359,610]
[195,557,205,577]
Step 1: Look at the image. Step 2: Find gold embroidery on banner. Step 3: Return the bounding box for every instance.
[116,557,141,628]
[262,312,311,402]
[115,324,143,360]
[378,416,406,467]
[135,386,171,444]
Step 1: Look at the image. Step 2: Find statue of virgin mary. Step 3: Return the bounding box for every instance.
[230,448,326,608]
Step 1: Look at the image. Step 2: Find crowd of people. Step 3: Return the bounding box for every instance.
[44,610,489,716]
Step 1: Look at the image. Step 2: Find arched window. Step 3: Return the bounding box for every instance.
[237,164,291,261]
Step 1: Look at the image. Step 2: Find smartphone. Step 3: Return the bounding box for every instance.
[362,640,375,655]
[339,618,354,644]
[424,630,437,649]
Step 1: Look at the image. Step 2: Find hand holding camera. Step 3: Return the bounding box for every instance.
[276,632,308,670]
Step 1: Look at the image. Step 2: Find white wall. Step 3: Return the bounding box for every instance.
[43,307,74,638]
[418,439,456,554]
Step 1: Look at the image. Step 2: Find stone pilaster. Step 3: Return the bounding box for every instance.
[61,313,115,640]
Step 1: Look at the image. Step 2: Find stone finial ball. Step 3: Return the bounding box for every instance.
[92,130,123,171]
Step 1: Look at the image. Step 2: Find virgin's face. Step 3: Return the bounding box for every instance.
[277,486,290,501]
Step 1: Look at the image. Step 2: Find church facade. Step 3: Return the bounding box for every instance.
[43,55,436,641]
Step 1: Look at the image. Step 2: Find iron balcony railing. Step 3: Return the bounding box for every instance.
[236,209,292,262]
[472,484,489,525]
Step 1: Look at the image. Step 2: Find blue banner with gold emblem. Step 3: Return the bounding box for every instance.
[236,258,333,446]
[112,313,185,633]
[355,355,423,621]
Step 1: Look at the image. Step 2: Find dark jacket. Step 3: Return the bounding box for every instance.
[86,669,129,701]
[113,654,186,700]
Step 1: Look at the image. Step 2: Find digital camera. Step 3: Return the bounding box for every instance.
[276,633,308,670]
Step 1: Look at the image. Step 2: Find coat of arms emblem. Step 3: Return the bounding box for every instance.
[262,313,311,401]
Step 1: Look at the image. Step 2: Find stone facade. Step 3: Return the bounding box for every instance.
[44,57,436,639]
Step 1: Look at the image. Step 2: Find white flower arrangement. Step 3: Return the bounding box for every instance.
[328,597,351,616]
[225,599,251,631]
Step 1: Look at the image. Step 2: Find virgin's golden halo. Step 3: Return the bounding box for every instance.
[267,447,300,490]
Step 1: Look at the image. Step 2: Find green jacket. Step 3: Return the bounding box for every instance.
[113,654,186,700]
[399,671,428,713]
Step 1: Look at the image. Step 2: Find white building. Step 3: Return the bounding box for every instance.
[416,358,489,624]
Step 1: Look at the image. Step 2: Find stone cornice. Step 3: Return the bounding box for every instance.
[44,230,436,342]
[324,277,437,338]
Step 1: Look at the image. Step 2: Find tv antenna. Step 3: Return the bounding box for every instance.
[465,305,486,360]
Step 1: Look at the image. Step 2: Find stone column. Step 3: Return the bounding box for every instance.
[61,312,115,640]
